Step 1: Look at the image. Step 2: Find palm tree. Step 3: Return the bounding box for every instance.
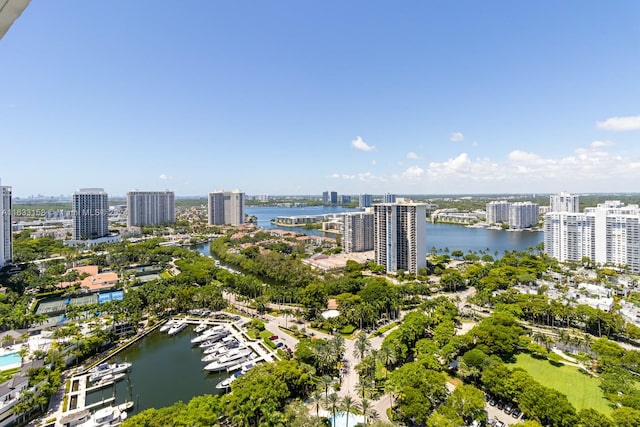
[360,398,374,425]
[318,375,333,400]
[353,333,372,361]
[310,389,324,418]
[377,346,396,378]
[281,308,293,328]
[324,392,340,422]
[355,379,373,399]
[341,395,358,427]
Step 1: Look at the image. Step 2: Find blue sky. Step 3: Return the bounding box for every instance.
[1,1,639,197]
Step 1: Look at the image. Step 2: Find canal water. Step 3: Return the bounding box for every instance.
[245,206,544,255]
[86,326,227,416]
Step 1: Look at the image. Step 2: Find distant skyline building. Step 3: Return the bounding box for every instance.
[0,179,12,267]
[486,201,510,224]
[382,193,397,204]
[545,200,640,272]
[341,211,374,253]
[359,193,372,208]
[339,195,351,205]
[508,202,539,229]
[550,192,580,213]
[126,190,175,227]
[208,190,245,226]
[374,202,427,274]
[72,188,109,240]
[322,190,338,205]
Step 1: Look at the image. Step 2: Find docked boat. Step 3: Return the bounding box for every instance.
[88,363,132,382]
[117,401,134,412]
[203,338,239,354]
[204,349,254,372]
[215,371,242,389]
[198,331,230,348]
[190,325,226,344]
[202,343,247,362]
[77,405,127,426]
[167,320,188,335]
[159,319,177,332]
[89,373,126,389]
[194,322,208,333]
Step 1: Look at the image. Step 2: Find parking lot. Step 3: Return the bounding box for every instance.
[485,395,523,426]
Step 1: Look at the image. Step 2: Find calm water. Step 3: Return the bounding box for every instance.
[87,327,226,415]
[246,206,543,255]
[246,205,359,236]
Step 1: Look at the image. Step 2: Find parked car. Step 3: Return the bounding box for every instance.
[489,398,497,406]
[275,342,284,348]
[497,401,505,410]
[512,408,521,418]
[504,404,513,415]
[270,335,279,340]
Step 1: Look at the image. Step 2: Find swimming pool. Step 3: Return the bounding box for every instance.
[329,412,365,427]
[0,352,22,371]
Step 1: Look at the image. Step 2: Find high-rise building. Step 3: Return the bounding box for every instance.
[330,191,338,204]
[208,190,244,226]
[486,201,510,224]
[72,188,109,240]
[339,195,351,204]
[550,192,580,213]
[127,190,175,227]
[383,193,397,204]
[545,201,640,272]
[359,193,373,208]
[341,212,374,253]
[374,202,427,274]
[0,180,12,267]
[322,191,330,205]
[508,202,539,229]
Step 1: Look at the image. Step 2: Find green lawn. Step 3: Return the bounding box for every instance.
[509,353,613,415]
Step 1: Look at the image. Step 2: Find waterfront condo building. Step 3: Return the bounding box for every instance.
[208,190,244,226]
[72,188,109,240]
[544,201,640,272]
[341,211,374,253]
[126,190,175,227]
[382,193,397,204]
[508,202,540,230]
[550,192,580,213]
[374,202,427,274]
[486,201,510,224]
[359,193,373,208]
[0,180,11,267]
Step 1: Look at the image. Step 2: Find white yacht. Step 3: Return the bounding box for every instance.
[203,338,239,355]
[215,371,242,389]
[190,325,226,344]
[89,373,126,390]
[167,320,188,335]
[159,319,177,332]
[88,363,132,382]
[194,321,208,333]
[77,405,127,427]
[204,349,254,372]
[198,331,230,348]
[202,343,247,362]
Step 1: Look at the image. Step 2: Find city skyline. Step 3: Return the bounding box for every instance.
[1,2,640,197]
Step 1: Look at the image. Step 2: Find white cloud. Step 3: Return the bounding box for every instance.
[590,140,614,148]
[351,136,376,152]
[159,174,169,180]
[371,160,377,166]
[406,151,420,160]
[402,166,424,179]
[450,132,464,142]
[472,140,479,147]
[329,171,384,182]
[596,115,640,131]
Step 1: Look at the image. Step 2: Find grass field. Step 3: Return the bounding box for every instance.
[510,353,613,415]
